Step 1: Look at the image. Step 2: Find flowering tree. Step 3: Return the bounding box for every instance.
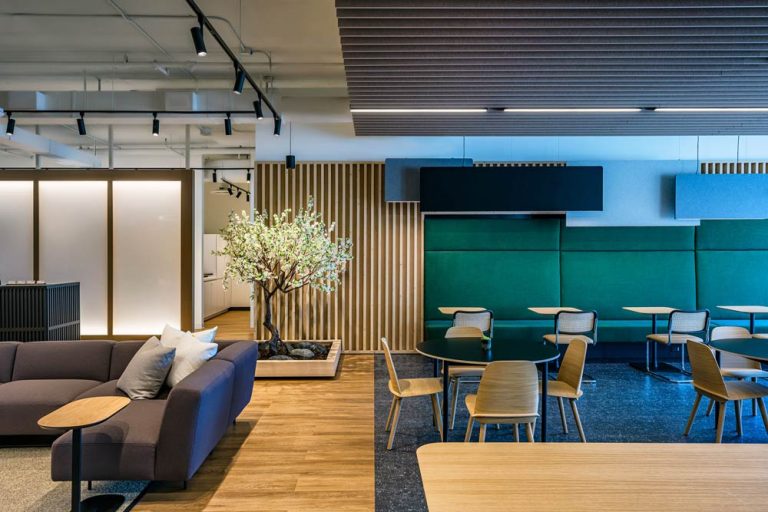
[218,198,353,354]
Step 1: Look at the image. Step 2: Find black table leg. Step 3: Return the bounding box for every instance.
[540,362,548,442]
[72,427,81,512]
[442,360,450,442]
[433,358,439,378]
[750,313,756,335]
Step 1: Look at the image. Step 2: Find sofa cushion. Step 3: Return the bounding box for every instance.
[0,379,102,435]
[117,337,175,399]
[12,340,113,382]
[0,342,20,383]
[109,341,145,380]
[76,380,127,399]
[52,399,167,481]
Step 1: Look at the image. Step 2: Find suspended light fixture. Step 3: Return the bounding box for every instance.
[273,116,282,136]
[233,67,245,95]
[5,112,15,136]
[190,16,207,56]
[254,95,264,119]
[152,112,159,136]
[76,112,86,135]
[224,113,232,135]
[285,122,296,170]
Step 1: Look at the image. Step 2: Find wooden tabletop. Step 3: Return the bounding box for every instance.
[528,306,581,315]
[418,442,768,512]
[717,305,768,314]
[623,306,676,315]
[438,307,487,315]
[38,396,130,430]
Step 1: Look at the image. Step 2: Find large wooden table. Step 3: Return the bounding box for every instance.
[417,442,768,512]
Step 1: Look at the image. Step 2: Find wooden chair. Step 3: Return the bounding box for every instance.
[464,361,539,443]
[684,339,768,443]
[452,309,494,338]
[381,337,443,450]
[444,326,485,430]
[543,338,588,442]
[705,326,768,417]
[543,310,597,382]
[647,309,709,383]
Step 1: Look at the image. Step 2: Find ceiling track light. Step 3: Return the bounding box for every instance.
[212,169,217,183]
[152,112,159,136]
[190,15,207,56]
[5,112,15,136]
[246,169,251,181]
[273,116,282,136]
[254,95,264,120]
[236,189,242,199]
[227,187,233,196]
[233,67,245,95]
[76,112,86,135]
[224,113,232,136]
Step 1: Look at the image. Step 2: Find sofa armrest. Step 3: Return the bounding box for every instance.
[0,342,20,383]
[213,341,258,423]
[155,359,234,481]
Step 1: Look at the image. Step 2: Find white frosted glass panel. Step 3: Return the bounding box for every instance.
[0,182,34,282]
[39,181,108,335]
[113,181,181,334]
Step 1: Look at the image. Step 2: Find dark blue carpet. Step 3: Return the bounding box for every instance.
[374,354,768,512]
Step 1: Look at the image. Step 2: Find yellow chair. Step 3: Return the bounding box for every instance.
[464,361,539,443]
[706,326,768,417]
[381,337,443,450]
[444,326,485,430]
[684,339,768,443]
[543,338,588,442]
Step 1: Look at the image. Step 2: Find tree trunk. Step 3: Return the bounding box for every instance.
[262,288,283,355]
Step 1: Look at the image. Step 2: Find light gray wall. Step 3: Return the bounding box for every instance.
[203,182,250,234]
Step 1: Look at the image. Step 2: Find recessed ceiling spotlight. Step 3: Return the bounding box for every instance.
[76,112,86,135]
[233,67,245,95]
[350,108,487,113]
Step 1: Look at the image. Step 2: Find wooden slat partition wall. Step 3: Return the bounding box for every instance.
[253,162,422,352]
[701,162,768,174]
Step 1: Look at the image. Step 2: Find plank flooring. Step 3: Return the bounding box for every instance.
[205,310,254,340]
[133,314,375,511]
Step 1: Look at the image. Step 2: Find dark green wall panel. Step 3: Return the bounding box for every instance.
[697,251,768,319]
[562,226,695,251]
[424,251,560,320]
[696,220,768,250]
[424,217,560,251]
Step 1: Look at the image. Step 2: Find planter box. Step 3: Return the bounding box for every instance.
[255,340,342,378]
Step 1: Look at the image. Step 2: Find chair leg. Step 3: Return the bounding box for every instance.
[449,378,460,431]
[431,393,444,439]
[513,424,520,442]
[525,422,535,443]
[715,401,726,443]
[386,398,402,450]
[570,399,586,443]
[681,343,686,373]
[646,340,650,372]
[735,400,743,436]
[753,378,758,416]
[705,398,714,417]
[385,396,397,431]
[684,393,702,436]
[478,423,487,443]
[464,417,475,442]
[557,397,568,434]
[758,398,768,433]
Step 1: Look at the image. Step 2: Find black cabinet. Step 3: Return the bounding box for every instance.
[0,282,80,341]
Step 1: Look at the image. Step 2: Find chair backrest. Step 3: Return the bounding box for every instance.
[687,339,728,398]
[474,361,539,418]
[669,310,710,340]
[557,338,588,394]
[445,326,484,339]
[711,326,761,370]
[555,311,597,336]
[453,310,493,335]
[380,338,401,394]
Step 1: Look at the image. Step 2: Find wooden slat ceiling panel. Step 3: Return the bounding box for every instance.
[336,0,768,135]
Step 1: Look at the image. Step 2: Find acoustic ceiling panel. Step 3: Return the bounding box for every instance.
[336,0,768,135]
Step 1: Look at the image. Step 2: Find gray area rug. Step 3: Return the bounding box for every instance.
[0,447,147,512]
[375,354,768,512]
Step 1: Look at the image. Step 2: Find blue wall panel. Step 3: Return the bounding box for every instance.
[676,174,768,220]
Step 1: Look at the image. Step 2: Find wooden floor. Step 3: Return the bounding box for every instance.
[204,310,254,340]
[133,311,376,511]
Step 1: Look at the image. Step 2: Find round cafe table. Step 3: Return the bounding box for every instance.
[416,338,560,442]
[709,337,768,363]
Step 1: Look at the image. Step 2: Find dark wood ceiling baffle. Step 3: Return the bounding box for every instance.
[336,1,768,135]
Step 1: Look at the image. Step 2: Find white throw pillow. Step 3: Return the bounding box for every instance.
[163,330,218,387]
[161,324,218,347]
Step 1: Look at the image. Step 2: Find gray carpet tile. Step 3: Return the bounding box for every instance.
[375,354,768,512]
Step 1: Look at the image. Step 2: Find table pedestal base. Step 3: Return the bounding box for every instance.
[73,494,125,512]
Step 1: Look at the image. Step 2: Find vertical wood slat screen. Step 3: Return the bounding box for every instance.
[701,162,768,174]
[253,162,423,352]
